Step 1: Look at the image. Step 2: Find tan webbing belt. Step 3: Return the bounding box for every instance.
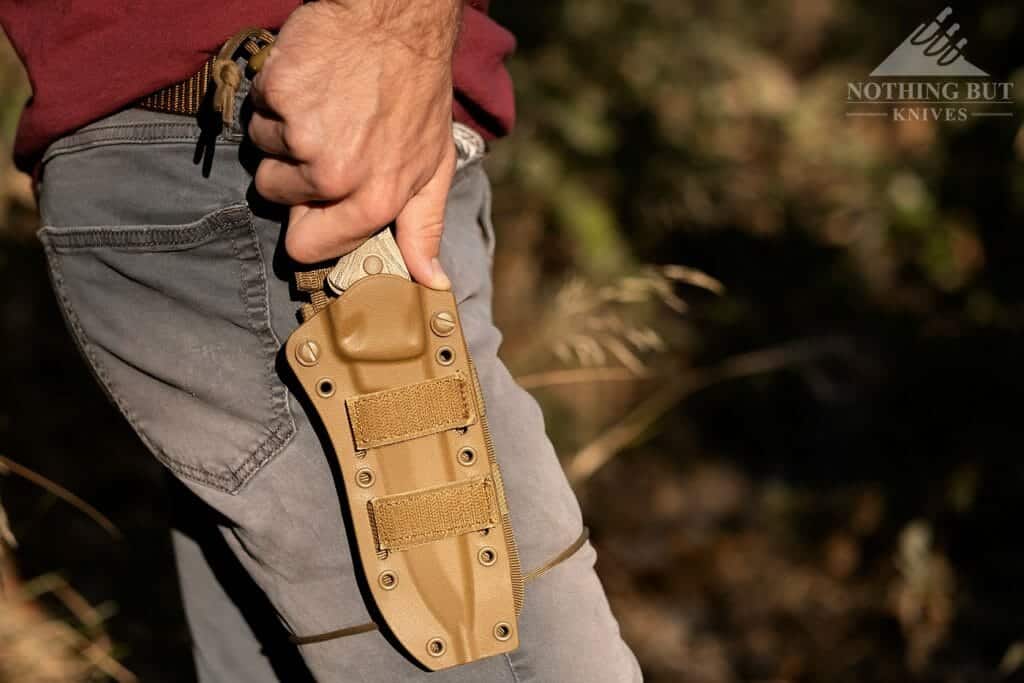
[369,477,498,552]
[347,374,476,450]
[138,60,215,115]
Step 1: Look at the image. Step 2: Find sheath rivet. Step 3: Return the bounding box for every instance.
[478,546,497,566]
[316,378,335,398]
[436,346,455,366]
[493,622,513,641]
[427,637,447,657]
[430,311,457,337]
[362,254,384,275]
[356,468,376,488]
[457,447,477,466]
[378,570,398,590]
[295,339,321,367]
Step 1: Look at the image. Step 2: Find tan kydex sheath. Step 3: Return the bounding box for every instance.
[286,231,523,670]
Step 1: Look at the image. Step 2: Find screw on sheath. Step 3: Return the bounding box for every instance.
[295,339,321,367]
[430,311,456,337]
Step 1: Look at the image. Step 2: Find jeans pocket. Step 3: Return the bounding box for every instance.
[38,203,295,493]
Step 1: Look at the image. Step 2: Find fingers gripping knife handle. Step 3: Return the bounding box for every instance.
[245,34,409,294]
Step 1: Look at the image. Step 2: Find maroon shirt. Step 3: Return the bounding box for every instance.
[2,1,515,172]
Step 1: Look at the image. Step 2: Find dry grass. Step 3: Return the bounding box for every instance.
[1,461,134,683]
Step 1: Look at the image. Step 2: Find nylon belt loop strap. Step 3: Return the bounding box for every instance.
[294,265,335,322]
[346,373,476,451]
[369,477,498,552]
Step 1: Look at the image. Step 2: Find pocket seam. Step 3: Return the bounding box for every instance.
[41,204,296,494]
[39,203,254,251]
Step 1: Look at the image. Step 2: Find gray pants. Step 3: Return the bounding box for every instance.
[36,105,642,682]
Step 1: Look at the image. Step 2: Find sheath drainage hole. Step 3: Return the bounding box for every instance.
[427,638,447,657]
[478,547,497,566]
[316,378,335,398]
[378,570,398,590]
[457,447,477,466]
[436,346,455,366]
[355,468,375,488]
[493,622,513,641]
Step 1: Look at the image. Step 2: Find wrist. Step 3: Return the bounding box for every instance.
[324,0,462,61]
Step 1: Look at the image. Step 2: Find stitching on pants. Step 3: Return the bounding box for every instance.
[39,204,253,249]
[39,204,296,493]
[504,653,523,683]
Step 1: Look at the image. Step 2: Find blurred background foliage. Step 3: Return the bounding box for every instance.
[3,1,1024,681]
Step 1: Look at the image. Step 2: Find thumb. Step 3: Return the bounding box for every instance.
[395,141,457,290]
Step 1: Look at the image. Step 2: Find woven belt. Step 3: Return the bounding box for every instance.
[138,28,273,117]
[137,60,216,115]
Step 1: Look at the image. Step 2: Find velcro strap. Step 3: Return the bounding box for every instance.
[368,477,498,552]
[346,373,476,450]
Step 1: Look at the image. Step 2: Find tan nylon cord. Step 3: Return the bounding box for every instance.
[368,477,497,552]
[289,527,591,645]
[523,526,590,582]
[346,374,475,450]
[137,27,274,121]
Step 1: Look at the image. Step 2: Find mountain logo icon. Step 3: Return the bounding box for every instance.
[871,7,989,77]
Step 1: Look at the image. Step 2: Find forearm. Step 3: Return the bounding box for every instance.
[326,0,462,61]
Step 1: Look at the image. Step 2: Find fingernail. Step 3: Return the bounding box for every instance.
[430,257,452,291]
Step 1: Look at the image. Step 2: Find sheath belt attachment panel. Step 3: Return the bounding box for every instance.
[368,476,498,552]
[346,374,476,450]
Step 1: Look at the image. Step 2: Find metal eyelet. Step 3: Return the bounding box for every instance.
[435,346,455,366]
[316,378,336,398]
[427,637,447,657]
[355,468,375,488]
[457,447,477,466]
[493,622,513,641]
[378,570,398,590]
[478,546,498,567]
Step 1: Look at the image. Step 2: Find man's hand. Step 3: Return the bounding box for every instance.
[248,0,461,289]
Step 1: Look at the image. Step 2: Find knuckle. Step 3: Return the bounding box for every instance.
[417,217,446,242]
[306,162,348,199]
[357,191,403,228]
[259,79,290,114]
[281,121,317,159]
[253,163,275,198]
[285,232,318,264]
